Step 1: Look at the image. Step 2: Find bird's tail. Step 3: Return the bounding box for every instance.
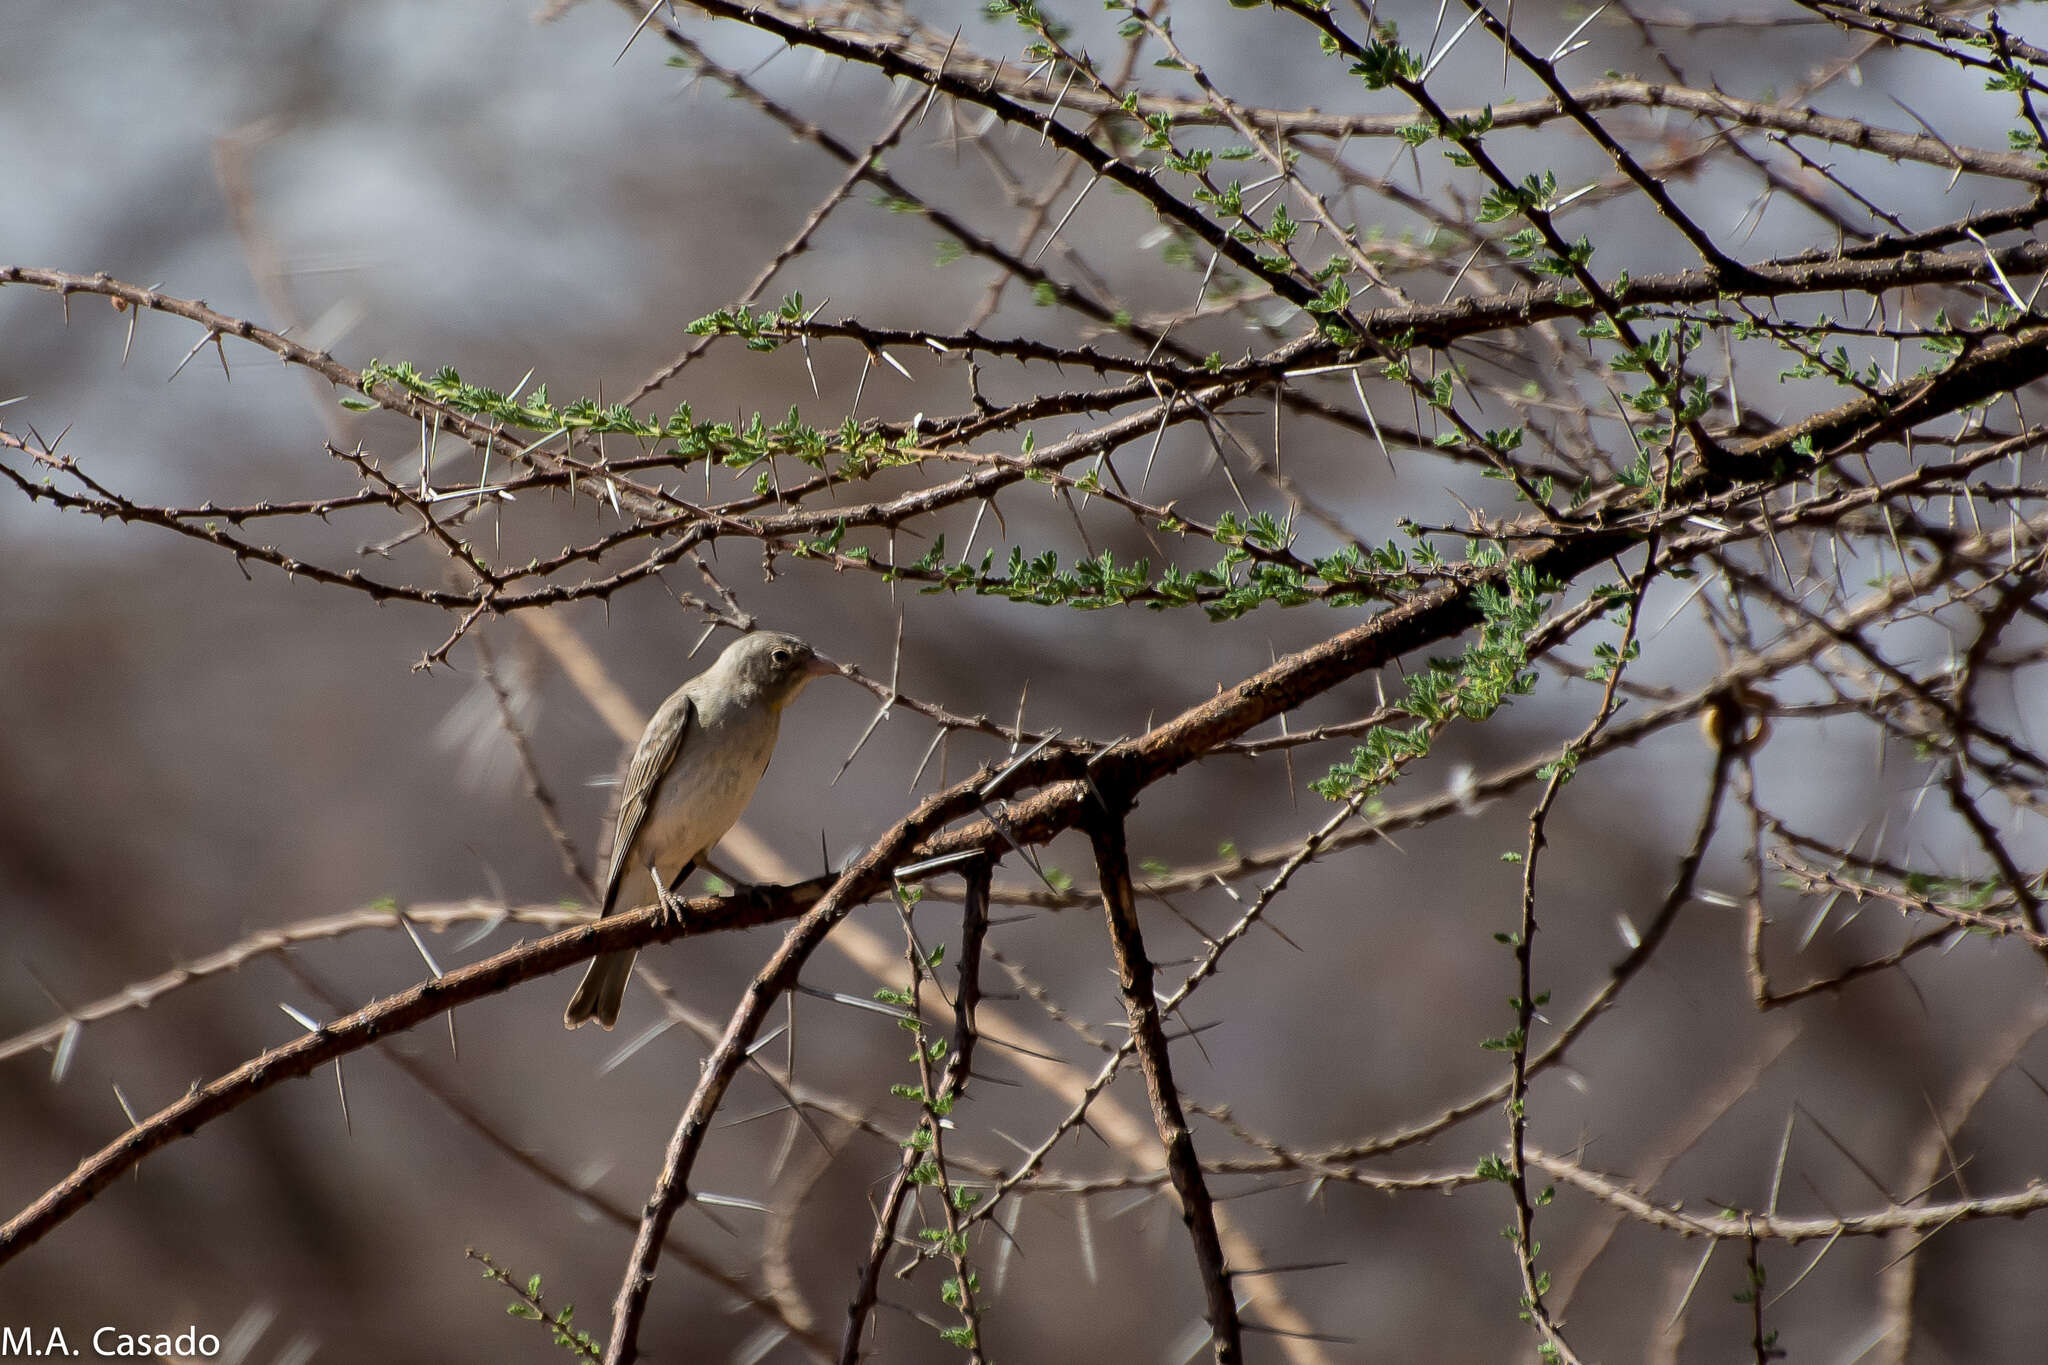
[564,949,636,1029]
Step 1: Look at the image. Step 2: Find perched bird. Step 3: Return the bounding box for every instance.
[564,631,835,1029]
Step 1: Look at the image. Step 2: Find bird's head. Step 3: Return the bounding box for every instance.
[721,630,837,711]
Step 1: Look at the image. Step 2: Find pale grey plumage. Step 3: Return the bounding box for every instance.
[564,631,833,1028]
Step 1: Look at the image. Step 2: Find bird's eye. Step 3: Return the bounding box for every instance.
[771,648,792,664]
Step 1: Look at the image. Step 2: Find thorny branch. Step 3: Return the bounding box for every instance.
[12,0,2048,1359]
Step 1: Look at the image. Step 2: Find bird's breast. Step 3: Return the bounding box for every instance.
[638,704,780,866]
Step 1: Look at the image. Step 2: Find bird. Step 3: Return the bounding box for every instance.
[564,630,836,1029]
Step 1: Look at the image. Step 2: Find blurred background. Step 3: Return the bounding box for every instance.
[5,2,2048,1361]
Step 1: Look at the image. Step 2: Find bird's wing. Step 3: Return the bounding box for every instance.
[598,689,697,915]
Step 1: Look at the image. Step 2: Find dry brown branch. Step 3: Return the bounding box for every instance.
[1085,807,1241,1364]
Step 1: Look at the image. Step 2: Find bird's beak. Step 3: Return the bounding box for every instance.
[804,655,840,680]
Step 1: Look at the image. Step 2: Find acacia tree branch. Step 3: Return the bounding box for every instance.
[1085,804,1242,1364]
[0,881,818,1267]
[837,860,992,1364]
